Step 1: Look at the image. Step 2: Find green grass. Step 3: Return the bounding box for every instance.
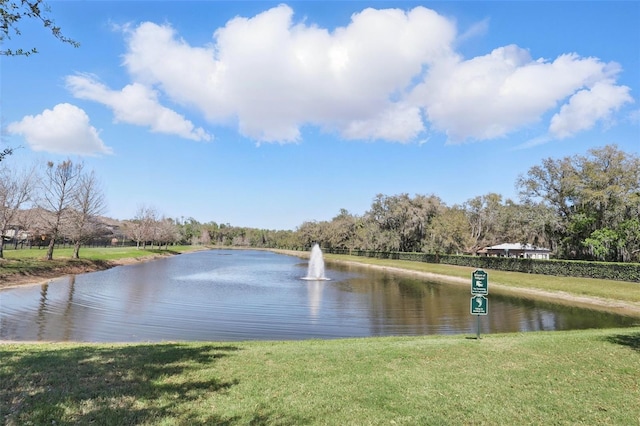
[323,253,640,305]
[0,246,204,285]
[2,328,639,425]
[1,245,199,261]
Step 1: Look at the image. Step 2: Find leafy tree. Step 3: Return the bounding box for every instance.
[462,193,504,252]
[1,0,79,56]
[367,193,443,252]
[617,218,640,262]
[427,206,473,254]
[584,228,619,262]
[497,200,556,250]
[296,220,326,249]
[325,209,360,250]
[178,217,202,245]
[518,145,640,260]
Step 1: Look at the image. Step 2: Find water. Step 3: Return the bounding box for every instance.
[0,249,636,342]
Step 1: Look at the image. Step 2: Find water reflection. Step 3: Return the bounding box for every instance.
[307,281,324,322]
[0,249,637,342]
[37,283,48,340]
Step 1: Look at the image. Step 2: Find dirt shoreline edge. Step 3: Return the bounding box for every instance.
[0,254,171,291]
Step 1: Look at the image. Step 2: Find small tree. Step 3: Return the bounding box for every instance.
[0,163,36,258]
[39,159,82,260]
[127,205,158,249]
[156,217,179,249]
[64,170,106,259]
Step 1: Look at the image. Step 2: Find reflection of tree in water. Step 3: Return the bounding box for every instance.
[63,276,76,341]
[342,271,471,335]
[37,283,49,340]
[124,260,171,313]
[337,265,635,335]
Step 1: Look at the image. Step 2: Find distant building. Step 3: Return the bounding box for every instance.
[480,243,551,260]
[1,227,29,243]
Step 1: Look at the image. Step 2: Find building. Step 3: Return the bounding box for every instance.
[481,243,551,260]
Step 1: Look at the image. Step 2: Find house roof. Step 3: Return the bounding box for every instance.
[486,243,550,252]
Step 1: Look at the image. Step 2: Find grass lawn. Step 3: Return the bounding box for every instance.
[1,245,198,261]
[1,328,639,425]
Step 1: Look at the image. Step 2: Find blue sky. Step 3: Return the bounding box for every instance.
[3,1,639,230]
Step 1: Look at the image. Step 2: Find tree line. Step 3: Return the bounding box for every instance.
[0,159,106,259]
[171,145,639,263]
[1,145,638,262]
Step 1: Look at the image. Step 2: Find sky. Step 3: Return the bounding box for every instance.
[2,1,639,230]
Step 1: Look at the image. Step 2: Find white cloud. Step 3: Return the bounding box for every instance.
[549,80,633,139]
[66,74,211,141]
[7,103,113,156]
[415,47,629,143]
[121,5,454,143]
[78,4,633,145]
[342,103,424,141]
[456,18,490,45]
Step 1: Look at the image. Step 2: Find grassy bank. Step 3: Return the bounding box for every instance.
[2,328,639,425]
[0,246,202,288]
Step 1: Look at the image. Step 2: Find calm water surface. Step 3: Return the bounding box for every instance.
[0,250,636,342]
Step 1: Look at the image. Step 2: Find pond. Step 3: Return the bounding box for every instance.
[0,249,636,342]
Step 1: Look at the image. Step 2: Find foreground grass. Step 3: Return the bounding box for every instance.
[1,328,639,425]
[322,253,640,305]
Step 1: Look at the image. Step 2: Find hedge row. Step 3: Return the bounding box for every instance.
[327,249,640,282]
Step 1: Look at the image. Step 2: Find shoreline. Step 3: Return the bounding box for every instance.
[0,254,171,291]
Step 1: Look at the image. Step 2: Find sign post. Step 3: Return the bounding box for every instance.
[470,269,488,339]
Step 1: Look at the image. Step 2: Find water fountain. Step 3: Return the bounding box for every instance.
[302,243,329,280]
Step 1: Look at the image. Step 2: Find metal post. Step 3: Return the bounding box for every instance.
[476,315,481,339]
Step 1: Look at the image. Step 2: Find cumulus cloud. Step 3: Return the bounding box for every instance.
[120,5,455,142]
[66,74,211,141]
[415,48,632,142]
[549,80,633,138]
[65,4,633,145]
[7,103,113,156]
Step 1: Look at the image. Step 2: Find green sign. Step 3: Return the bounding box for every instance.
[470,295,488,315]
[471,269,488,295]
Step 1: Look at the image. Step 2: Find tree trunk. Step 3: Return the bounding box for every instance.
[73,241,81,259]
[0,237,4,259]
[46,238,55,260]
